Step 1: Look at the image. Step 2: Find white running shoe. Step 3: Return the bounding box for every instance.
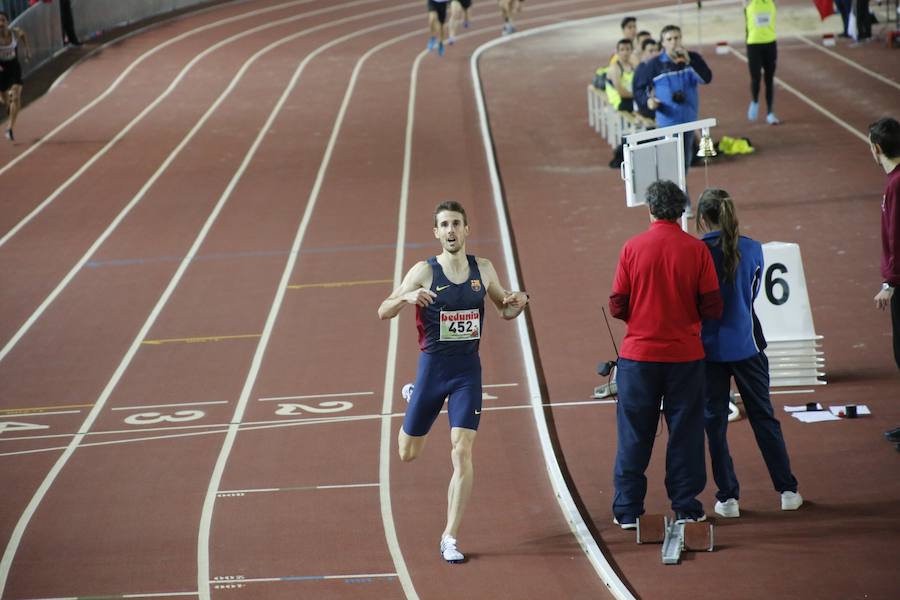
[440,535,465,563]
[714,498,740,518]
[781,490,803,510]
[4,128,13,142]
[401,383,414,403]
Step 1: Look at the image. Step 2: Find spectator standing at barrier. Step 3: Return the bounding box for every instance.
[608,181,722,529]
[606,38,635,113]
[869,117,900,370]
[744,0,780,125]
[0,10,29,142]
[634,38,660,124]
[695,188,803,519]
[427,0,450,56]
[447,0,472,45]
[633,25,712,213]
[379,201,529,563]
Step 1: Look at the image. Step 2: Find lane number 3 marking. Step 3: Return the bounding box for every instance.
[124,410,205,425]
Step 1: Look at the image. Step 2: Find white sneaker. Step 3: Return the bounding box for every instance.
[401,383,414,403]
[440,535,465,563]
[714,498,740,518]
[781,491,803,510]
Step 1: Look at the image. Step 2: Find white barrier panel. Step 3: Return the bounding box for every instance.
[754,242,818,342]
[70,0,212,42]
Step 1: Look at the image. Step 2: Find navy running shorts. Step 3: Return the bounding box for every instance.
[402,352,482,436]
[427,0,449,24]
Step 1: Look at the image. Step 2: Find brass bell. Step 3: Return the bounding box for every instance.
[696,128,717,158]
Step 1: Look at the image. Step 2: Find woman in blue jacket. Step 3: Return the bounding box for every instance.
[696,189,802,518]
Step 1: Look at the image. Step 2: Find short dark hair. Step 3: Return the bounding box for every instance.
[869,117,900,159]
[621,16,636,29]
[646,180,686,221]
[641,38,658,52]
[616,38,633,49]
[660,24,681,40]
[0,11,9,20]
[433,201,467,226]
[637,30,651,39]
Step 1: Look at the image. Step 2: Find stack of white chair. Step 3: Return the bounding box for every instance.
[753,242,826,387]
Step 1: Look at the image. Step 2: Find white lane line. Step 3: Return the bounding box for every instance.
[482,382,518,388]
[194,13,429,600]
[110,400,229,411]
[0,0,331,179]
[0,7,420,597]
[467,4,678,599]
[727,47,869,144]
[230,572,397,584]
[794,35,900,91]
[219,483,379,494]
[0,399,613,457]
[258,391,374,402]
[24,591,199,600]
[0,0,394,365]
[0,410,81,418]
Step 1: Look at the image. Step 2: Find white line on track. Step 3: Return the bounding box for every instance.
[0,409,81,418]
[726,47,869,144]
[110,400,229,411]
[0,0,396,361]
[24,591,199,599]
[0,0,399,365]
[219,482,379,494]
[258,391,374,401]
[0,0,328,179]
[794,35,900,91]
[0,5,426,598]
[0,399,612,456]
[193,11,438,600]
[232,572,397,584]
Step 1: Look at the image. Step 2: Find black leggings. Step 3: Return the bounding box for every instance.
[747,41,777,112]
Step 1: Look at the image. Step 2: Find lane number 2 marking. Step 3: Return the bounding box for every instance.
[275,401,353,416]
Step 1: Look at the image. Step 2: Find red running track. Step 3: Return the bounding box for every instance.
[1,0,898,599]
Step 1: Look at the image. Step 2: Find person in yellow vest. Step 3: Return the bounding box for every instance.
[744,0,779,125]
[607,38,635,112]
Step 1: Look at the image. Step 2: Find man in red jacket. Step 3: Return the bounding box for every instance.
[608,180,722,528]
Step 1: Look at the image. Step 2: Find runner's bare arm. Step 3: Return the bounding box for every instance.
[478,257,528,320]
[15,28,29,61]
[378,261,436,320]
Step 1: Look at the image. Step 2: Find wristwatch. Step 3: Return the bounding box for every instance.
[883,282,895,291]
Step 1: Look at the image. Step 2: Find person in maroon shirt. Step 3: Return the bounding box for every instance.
[868,117,900,448]
[608,180,723,527]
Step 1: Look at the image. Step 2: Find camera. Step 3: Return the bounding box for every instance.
[671,90,686,104]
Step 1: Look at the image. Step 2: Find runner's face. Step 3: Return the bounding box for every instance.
[434,211,468,254]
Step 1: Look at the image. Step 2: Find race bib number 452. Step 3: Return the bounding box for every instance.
[439,309,481,341]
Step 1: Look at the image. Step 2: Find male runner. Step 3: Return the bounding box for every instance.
[0,10,30,141]
[378,200,529,563]
[427,0,451,56]
[448,0,473,45]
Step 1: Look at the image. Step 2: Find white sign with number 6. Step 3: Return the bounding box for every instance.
[753,242,819,343]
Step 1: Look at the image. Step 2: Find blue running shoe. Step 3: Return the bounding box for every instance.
[438,42,445,56]
[427,36,436,51]
[747,101,759,121]
[464,19,469,28]
[766,112,781,125]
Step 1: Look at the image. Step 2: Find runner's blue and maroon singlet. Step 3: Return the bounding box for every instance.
[403,255,487,436]
[415,255,486,355]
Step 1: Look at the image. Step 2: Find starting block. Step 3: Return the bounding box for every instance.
[637,514,714,564]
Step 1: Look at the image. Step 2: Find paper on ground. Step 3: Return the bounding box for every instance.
[792,411,841,423]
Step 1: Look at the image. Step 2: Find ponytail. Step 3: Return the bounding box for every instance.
[696,188,741,283]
